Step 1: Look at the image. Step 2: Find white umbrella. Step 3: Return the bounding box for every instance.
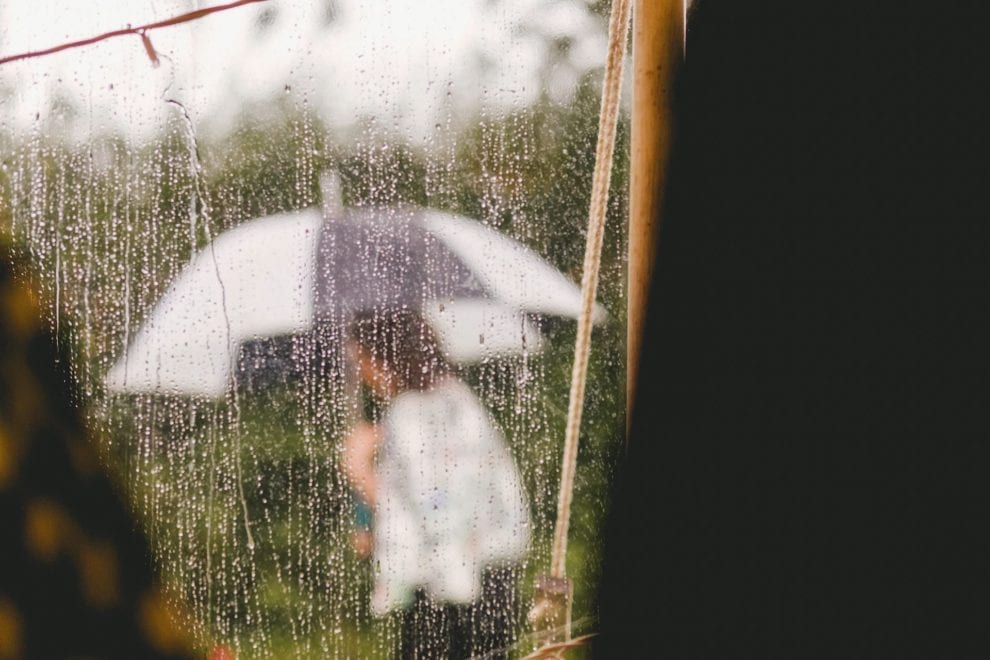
[106,209,320,397]
[107,206,605,398]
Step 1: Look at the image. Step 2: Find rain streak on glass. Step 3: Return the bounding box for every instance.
[0,0,627,656]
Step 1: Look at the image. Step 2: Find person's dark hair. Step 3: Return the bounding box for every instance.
[349,309,450,392]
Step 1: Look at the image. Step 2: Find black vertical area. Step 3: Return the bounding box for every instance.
[597,2,989,657]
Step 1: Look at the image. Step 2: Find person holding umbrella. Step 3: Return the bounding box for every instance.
[103,202,606,656]
[340,308,530,659]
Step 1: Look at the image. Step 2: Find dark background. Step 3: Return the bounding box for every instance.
[598,2,989,657]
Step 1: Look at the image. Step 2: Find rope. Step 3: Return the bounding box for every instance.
[549,0,632,580]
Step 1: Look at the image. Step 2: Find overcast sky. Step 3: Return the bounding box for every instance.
[0,0,610,146]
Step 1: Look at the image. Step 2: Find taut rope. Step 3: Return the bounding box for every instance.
[526,3,633,647]
[550,0,632,582]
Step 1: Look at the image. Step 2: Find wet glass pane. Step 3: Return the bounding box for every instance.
[1,1,627,656]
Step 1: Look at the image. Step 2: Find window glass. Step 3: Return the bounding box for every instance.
[0,1,627,655]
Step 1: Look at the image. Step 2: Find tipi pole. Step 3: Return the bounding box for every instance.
[627,0,684,418]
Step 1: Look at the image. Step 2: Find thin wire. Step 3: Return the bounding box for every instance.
[0,0,268,66]
[550,0,632,579]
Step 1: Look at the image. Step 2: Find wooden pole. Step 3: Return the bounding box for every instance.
[628,0,683,420]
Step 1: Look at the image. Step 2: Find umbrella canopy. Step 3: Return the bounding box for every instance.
[107,206,605,398]
[315,207,606,323]
[106,209,320,397]
[314,208,487,318]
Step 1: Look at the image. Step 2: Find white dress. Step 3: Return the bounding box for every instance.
[370,377,531,615]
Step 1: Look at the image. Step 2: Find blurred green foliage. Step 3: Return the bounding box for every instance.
[0,65,628,657]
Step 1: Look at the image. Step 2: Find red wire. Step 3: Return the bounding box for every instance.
[0,0,268,66]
